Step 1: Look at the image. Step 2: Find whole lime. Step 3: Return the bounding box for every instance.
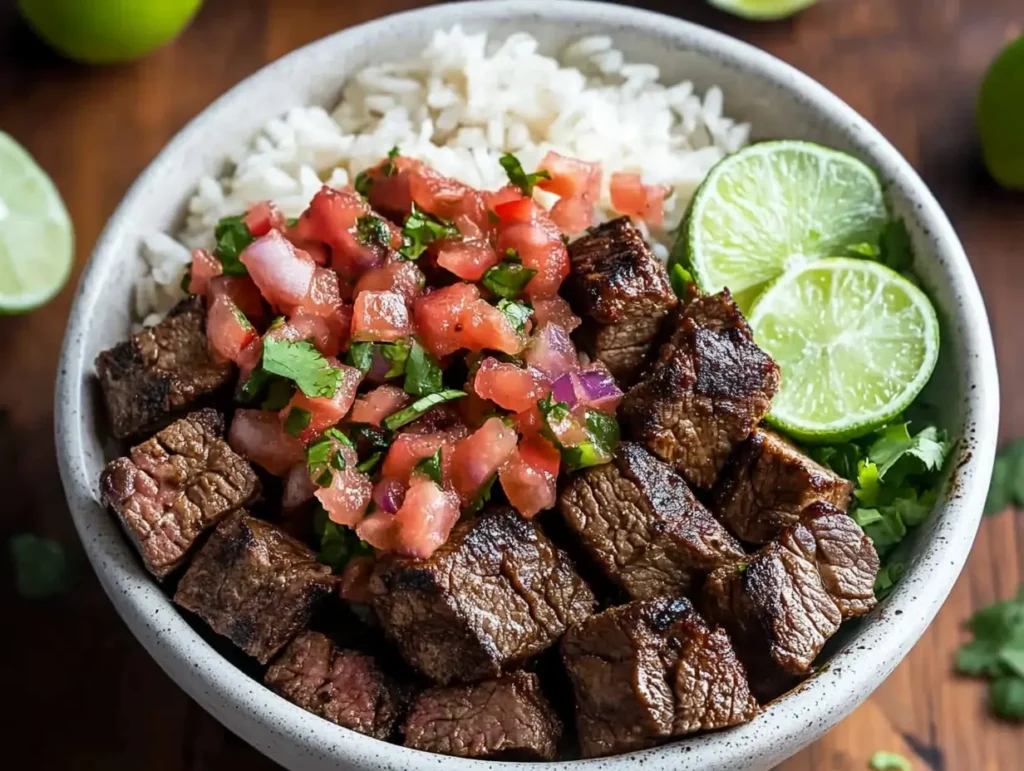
[17,0,203,64]
[978,35,1024,190]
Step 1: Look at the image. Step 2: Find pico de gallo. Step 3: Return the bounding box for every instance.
[187,149,670,568]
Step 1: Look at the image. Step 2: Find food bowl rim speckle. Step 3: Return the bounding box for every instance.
[55,2,999,769]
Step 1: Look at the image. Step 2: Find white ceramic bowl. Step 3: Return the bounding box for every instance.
[55,2,999,769]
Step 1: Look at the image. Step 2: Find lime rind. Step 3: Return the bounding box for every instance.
[0,131,74,313]
[681,140,888,314]
[747,257,940,443]
[708,0,820,20]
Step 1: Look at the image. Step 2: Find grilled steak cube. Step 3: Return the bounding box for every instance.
[562,597,759,759]
[370,506,595,685]
[713,429,854,544]
[800,502,879,617]
[559,442,745,600]
[622,290,781,488]
[563,217,678,383]
[96,296,233,438]
[100,409,259,579]
[403,671,562,760]
[265,631,406,740]
[174,512,335,663]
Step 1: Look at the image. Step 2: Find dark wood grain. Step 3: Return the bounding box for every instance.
[1,1,1021,769]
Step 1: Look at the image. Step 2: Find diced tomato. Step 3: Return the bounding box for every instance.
[236,337,263,382]
[326,302,354,352]
[315,467,373,527]
[207,294,258,364]
[392,477,462,558]
[513,403,544,437]
[291,267,343,317]
[352,290,412,343]
[290,309,342,358]
[208,276,267,326]
[339,555,376,603]
[281,360,363,443]
[355,510,399,551]
[409,165,487,228]
[228,409,305,476]
[537,152,602,234]
[189,248,222,296]
[524,323,579,380]
[353,259,425,305]
[298,186,394,279]
[413,283,480,358]
[282,462,317,510]
[381,428,468,484]
[496,209,570,298]
[449,417,518,500]
[243,201,286,237]
[240,231,316,310]
[499,436,560,518]
[364,155,422,221]
[610,171,673,226]
[493,196,539,225]
[482,185,526,219]
[549,194,596,236]
[473,358,549,413]
[350,385,410,426]
[459,298,525,355]
[530,296,580,333]
[457,390,495,430]
[437,240,500,282]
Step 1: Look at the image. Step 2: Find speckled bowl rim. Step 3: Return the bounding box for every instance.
[56,2,999,769]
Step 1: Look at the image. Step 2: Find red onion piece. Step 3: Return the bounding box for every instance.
[524,323,579,380]
[550,372,578,408]
[577,366,623,413]
[373,478,406,515]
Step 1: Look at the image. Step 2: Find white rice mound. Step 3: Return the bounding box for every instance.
[136,26,751,326]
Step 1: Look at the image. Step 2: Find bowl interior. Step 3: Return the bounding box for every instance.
[56,2,998,770]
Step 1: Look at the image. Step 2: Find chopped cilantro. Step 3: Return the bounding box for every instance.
[307,435,336,471]
[263,338,343,398]
[356,214,391,247]
[381,340,411,379]
[346,341,375,373]
[213,214,255,276]
[482,261,537,300]
[180,267,192,294]
[313,506,372,572]
[869,751,912,771]
[383,389,467,431]
[350,424,391,452]
[404,339,444,397]
[669,263,694,300]
[356,451,384,475]
[354,170,372,198]
[413,448,444,485]
[10,534,71,599]
[284,407,312,437]
[324,426,355,448]
[496,298,533,333]
[261,378,295,410]
[537,395,620,472]
[499,153,551,196]
[382,146,400,177]
[468,474,497,513]
[399,203,460,260]
[955,585,1024,720]
[237,367,271,403]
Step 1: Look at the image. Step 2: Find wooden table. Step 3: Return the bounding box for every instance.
[1,1,1021,768]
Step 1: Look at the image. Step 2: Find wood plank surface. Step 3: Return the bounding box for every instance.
[0,1,1021,769]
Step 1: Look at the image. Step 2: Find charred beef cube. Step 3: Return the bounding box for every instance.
[370,507,595,685]
[559,442,745,600]
[622,290,781,488]
[100,409,259,579]
[563,217,678,383]
[174,512,335,663]
[713,429,854,544]
[800,502,879,617]
[95,296,233,438]
[403,671,562,760]
[265,631,406,740]
[561,597,759,759]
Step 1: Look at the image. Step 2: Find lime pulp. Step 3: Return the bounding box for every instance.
[708,0,821,21]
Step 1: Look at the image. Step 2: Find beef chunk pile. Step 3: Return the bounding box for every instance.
[559,442,745,600]
[621,290,781,488]
[370,506,595,685]
[100,409,258,579]
[265,631,406,740]
[561,597,759,759]
[563,217,678,383]
[174,512,335,664]
[403,671,562,760]
[713,428,854,544]
[702,504,878,695]
[96,296,233,438]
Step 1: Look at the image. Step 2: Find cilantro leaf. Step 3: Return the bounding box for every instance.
[283,406,312,437]
[482,261,537,300]
[356,451,384,475]
[313,507,372,572]
[413,448,444,485]
[261,377,295,410]
[346,341,375,373]
[399,203,459,260]
[10,534,70,599]
[356,214,391,246]
[213,214,255,276]
[383,390,467,431]
[990,675,1024,720]
[808,442,861,482]
[468,474,497,513]
[867,423,950,484]
[354,170,372,198]
[869,751,912,771]
[382,146,400,176]
[405,339,444,397]
[496,299,533,333]
[263,338,343,398]
[954,585,1024,720]
[499,153,551,196]
[669,263,694,300]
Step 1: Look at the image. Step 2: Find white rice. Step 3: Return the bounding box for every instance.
[135,26,751,325]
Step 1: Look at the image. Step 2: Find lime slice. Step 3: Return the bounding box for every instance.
[747,257,940,442]
[678,140,888,312]
[0,132,74,313]
[977,35,1024,190]
[708,0,820,20]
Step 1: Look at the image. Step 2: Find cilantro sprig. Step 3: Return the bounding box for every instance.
[356,214,391,247]
[263,338,343,398]
[413,448,444,485]
[496,299,533,333]
[399,203,459,260]
[499,153,551,196]
[482,250,537,300]
[383,390,466,431]
[955,585,1024,720]
[213,214,256,276]
[313,506,372,572]
[537,394,620,471]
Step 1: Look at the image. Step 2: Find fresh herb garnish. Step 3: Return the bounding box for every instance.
[260,378,295,410]
[482,260,537,300]
[404,339,444,397]
[381,340,411,378]
[356,451,384,475]
[350,424,391,452]
[537,395,620,471]
[496,299,533,333]
[468,474,497,513]
[499,153,551,196]
[313,506,372,572]
[382,146,400,176]
[356,214,391,247]
[399,203,460,260]
[10,534,70,599]
[955,585,1024,720]
[984,439,1024,515]
[180,267,192,294]
[283,406,312,437]
[213,214,255,276]
[669,263,694,300]
[869,751,912,771]
[383,390,467,431]
[413,448,444,485]
[354,170,372,198]
[346,341,375,373]
[263,338,342,398]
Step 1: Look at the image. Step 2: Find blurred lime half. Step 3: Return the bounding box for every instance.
[708,0,820,20]
[0,132,73,314]
[978,35,1024,190]
[17,0,203,64]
